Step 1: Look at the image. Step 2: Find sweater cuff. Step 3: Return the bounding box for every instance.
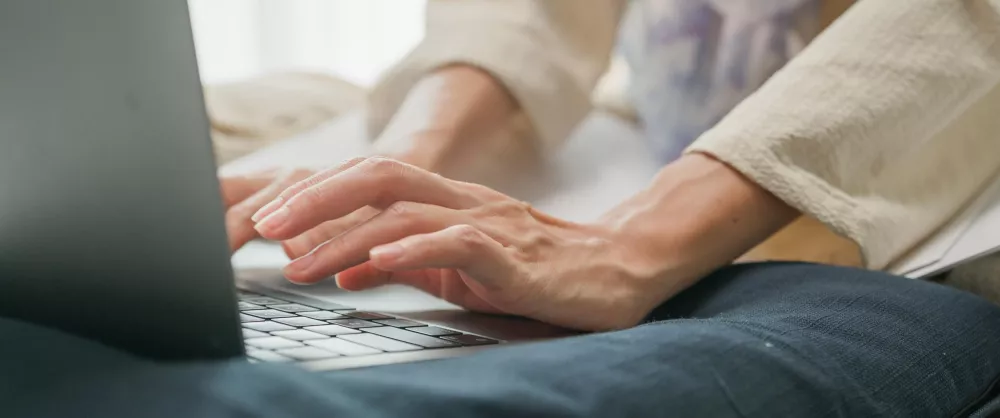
[685,135,875,267]
[367,24,592,156]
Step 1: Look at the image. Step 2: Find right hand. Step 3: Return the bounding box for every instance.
[250,157,673,331]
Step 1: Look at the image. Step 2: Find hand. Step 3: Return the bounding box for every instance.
[221,168,384,256]
[221,168,314,251]
[250,157,670,331]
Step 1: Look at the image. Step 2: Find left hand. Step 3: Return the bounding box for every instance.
[251,157,672,331]
[220,168,381,255]
[220,168,315,252]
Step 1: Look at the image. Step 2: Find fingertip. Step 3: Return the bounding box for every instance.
[282,252,325,284]
[253,206,291,239]
[227,226,256,254]
[334,263,388,291]
[332,271,365,291]
[280,240,302,260]
[251,197,283,223]
[228,238,246,254]
[282,268,323,285]
[369,244,404,269]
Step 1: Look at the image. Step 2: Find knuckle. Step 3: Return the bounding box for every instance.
[282,239,309,259]
[385,201,419,220]
[453,224,485,246]
[294,183,326,208]
[281,175,322,200]
[360,158,405,207]
[360,156,400,176]
[478,200,532,217]
[342,156,368,168]
[285,168,315,184]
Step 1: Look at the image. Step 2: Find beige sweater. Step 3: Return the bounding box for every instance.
[368,0,1000,274]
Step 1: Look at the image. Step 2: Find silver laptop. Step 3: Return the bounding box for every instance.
[0,0,568,371]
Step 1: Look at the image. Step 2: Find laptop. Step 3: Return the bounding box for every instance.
[0,0,568,371]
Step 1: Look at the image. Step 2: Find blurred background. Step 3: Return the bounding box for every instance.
[188,0,633,167]
[189,0,426,87]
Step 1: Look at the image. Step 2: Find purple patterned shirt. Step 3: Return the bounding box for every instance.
[618,0,826,162]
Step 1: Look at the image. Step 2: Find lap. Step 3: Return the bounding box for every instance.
[5,263,1000,418]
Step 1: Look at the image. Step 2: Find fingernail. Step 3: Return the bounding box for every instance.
[370,244,404,264]
[251,197,283,222]
[254,206,290,235]
[285,252,316,275]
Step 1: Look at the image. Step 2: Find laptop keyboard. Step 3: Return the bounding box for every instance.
[238,291,500,363]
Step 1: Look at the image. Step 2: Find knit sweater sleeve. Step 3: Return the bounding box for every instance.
[688,0,1000,268]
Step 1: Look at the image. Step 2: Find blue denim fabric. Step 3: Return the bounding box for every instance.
[3,263,1000,417]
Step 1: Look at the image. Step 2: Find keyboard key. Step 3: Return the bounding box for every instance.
[364,327,459,348]
[245,336,303,350]
[304,325,361,336]
[240,314,264,323]
[408,326,461,337]
[238,302,263,311]
[273,317,327,327]
[241,296,288,305]
[242,328,269,339]
[306,338,382,356]
[270,303,316,313]
[243,321,295,332]
[327,319,380,329]
[344,311,393,320]
[243,309,297,319]
[298,311,345,320]
[270,329,329,341]
[276,347,341,361]
[373,319,424,328]
[338,334,421,352]
[441,334,500,346]
[246,348,292,363]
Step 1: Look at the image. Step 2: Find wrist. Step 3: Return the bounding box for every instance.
[376,129,460,173]
[374,65,518,175]
[600,153,799,296]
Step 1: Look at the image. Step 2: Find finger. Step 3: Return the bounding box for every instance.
[337,261,509,315]
[282,202,463,284]
[250,157,367,222]
[335,262,450,295]
[255,157,479,240]
[369,224,513,289]
[225,170,307,251]
[280,207,378,259]
[334,262,395,291]
[256,158,476,240]
[219,171,279,208]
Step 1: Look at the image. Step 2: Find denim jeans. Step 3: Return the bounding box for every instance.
[4,263,1000,417]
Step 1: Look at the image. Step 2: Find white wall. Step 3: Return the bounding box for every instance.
[188,0,426,87]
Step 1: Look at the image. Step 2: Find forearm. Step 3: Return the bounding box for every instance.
[374,65,520,173]
[368,1,625,170]
[686,0,1000,269]
[600,153,799,297]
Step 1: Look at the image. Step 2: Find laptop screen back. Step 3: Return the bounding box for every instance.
[0,0,243,360]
